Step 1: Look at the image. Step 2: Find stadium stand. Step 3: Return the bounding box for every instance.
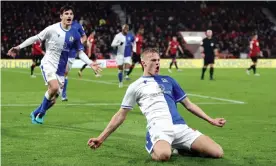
[1,1,275,59]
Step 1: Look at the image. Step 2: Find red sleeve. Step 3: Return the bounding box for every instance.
[34,44,43,54]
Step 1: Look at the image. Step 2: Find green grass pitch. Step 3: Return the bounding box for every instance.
[1,68,276,166]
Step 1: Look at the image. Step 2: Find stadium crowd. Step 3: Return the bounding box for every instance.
[1,1,276,59]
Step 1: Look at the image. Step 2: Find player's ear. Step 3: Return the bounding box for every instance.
[60,14,63,20]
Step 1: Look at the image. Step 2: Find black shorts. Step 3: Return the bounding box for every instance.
[251,56,258,63]
[170,54,177,60]
[132,52,141,64]
[89,54,97,61]
[32,55,43,65]
[204,55,215,66]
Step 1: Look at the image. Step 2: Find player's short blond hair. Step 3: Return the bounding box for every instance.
[141,48,159,60]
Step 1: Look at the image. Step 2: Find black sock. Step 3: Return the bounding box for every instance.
[169,62,173,69]
[210,67,214,79]
[31,65,35,75]
[201,67,207,79]
[80,64,88,72]
[127,65,134,76]
[174,62,178,69]
[252,65,256,74]
[248,65,254,71]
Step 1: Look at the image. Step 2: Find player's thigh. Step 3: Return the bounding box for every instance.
[124,56,132,66]
[251,57,258,64]
[116,55,124,67]
[191,135,224,158]
[56,75,65,94]
[172,124,202,152]
[40,65,59,92]
[145,130,173,161]
[32,57,36,65]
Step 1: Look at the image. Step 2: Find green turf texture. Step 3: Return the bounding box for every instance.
[1,68,276,166]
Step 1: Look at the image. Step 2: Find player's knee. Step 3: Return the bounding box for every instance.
[211,145,224,158]
[49,84,59,94]
[152,151,171,161]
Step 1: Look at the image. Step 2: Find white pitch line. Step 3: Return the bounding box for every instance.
[0,102,243,107]
[188,93,246,104]
[2,70,119,85]
[2,70,246,104]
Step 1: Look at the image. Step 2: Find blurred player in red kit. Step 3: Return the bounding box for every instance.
[246,34,261,76]
[31,40,45,77]
[125,28,144,79]
[78,31,100,77]
[166,36,184,73]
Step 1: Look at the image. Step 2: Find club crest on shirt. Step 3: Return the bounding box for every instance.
[128,37,132,41]
[161,78,168,83]
[211,43,214,46]
[69,36,74,42]
[157,84,165,93]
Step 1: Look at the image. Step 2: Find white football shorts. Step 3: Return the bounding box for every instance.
[145,123,202,154]
[40,64,64,88]
[116,55,132,66]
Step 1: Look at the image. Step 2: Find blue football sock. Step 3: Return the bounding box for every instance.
[118,71,123,83]
[62,78,68,99]
[38,91,52,117]
[33,104,42,117]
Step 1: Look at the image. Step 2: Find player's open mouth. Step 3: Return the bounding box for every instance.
[156,66,160,72]
[67,18,72,22]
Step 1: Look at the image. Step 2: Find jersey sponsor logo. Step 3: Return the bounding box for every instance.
[211,43,214,46]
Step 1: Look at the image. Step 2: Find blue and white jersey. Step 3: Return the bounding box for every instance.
[37,22,84,76]
[69,20,86,58]
[111,32,135,57]
[121,75,187,128]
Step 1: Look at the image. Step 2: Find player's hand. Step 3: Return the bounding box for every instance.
[209,118,226,127]
[7,46,20,58]
[165,52,169,56]
[89,61,102,74]
[87,137,103,150]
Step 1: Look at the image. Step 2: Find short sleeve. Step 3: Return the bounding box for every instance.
[74,35,84,51]
[36,26,50,41]
[121,84,136,110]
[200,39,204,46]
[78,24,86,36]
[169,77,187,102]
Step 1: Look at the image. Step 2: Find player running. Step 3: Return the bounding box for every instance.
[165,36,184,73]
[61,19,87,101]
[78,31,101,78]
[246,34,261,76]
[126,27,144,78]
[88,48,226,161]
[30,40,45,77]
[7,5,101,124]
[111,24,135,88]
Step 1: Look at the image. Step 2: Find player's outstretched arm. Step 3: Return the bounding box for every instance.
[87,108,130,149]
[7,36,40,58]
[180,97,226,127]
